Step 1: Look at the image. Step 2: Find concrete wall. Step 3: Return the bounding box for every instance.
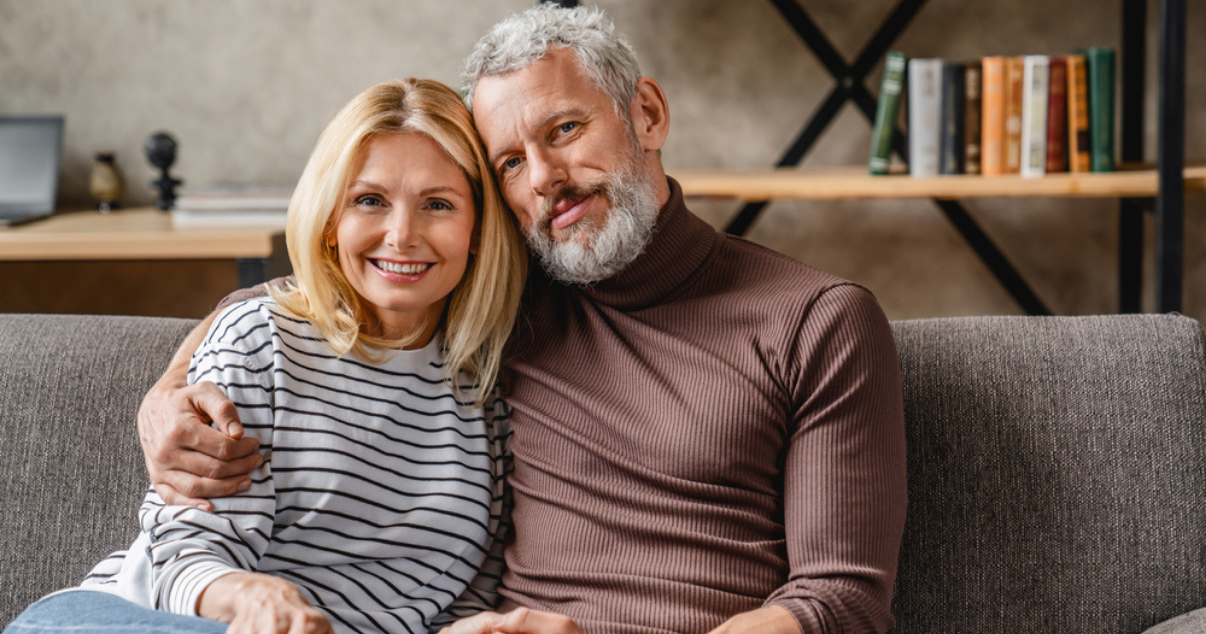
[1,0,1202,320]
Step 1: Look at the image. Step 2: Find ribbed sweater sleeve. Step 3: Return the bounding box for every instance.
[766,283,907,633]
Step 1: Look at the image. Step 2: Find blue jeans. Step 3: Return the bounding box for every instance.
[4,591,227,634]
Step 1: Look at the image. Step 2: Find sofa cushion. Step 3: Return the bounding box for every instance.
[890,315,1206,634]
[0,314,198,625]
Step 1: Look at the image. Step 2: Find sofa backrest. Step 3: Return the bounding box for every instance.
[0,314,199,625]
[2,313,1205,632]
[890,314,1206,634]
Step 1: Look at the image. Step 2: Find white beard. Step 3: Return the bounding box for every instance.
[524,155,660,285]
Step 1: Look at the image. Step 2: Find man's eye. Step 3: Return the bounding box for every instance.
[559,122,578,134]
[502,157,522,171]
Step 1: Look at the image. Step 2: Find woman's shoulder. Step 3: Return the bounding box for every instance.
[204,297,323,350]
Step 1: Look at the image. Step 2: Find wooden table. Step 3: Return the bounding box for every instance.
[0,207,286,286]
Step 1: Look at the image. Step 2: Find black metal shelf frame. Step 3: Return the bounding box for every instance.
[540,0,1186,314]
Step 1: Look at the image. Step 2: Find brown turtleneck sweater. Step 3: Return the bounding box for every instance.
[496,179,906,633]
[219,179,906,633]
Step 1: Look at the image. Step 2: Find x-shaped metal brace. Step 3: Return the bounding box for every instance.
[728,0,1051,315]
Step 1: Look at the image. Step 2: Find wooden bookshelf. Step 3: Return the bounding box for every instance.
[674,164,1206,202]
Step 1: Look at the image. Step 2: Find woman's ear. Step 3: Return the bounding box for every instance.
[469,227,481,256]
[629,77,670,152]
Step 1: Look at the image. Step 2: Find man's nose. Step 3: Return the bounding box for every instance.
[527,147,567,197]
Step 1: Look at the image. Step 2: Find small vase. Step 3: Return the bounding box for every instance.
[89,153,124,213]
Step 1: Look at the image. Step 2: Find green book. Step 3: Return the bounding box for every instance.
[869,51,907,175]
[1081,47,1115,172]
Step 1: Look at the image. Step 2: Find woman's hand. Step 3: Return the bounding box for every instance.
[198,572,332,634]
[439,608,584,634]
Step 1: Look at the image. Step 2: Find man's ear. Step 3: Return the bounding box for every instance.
[629,77,670,152]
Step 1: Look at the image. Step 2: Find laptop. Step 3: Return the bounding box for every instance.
[0,115,65,226]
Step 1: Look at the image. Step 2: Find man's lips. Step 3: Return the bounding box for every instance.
[550,194,594,231]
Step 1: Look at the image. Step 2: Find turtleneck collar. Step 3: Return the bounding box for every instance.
[573,177,723,311]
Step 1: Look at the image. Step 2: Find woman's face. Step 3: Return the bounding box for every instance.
[331,132,477,344]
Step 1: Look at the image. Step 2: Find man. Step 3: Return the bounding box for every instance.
[138,6,907,634]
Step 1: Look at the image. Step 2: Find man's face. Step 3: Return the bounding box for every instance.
[472,48,660,284]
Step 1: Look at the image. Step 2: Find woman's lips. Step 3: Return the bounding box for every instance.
[370,259,432,280]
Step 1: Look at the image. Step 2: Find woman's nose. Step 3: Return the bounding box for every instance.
[384,208,419,250]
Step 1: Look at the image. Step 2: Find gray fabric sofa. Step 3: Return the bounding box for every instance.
[2,312,1205,633]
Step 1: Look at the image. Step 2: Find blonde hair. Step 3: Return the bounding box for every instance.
[271,78,527,402]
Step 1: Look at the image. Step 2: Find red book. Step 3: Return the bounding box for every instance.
[1046,57,1068,173]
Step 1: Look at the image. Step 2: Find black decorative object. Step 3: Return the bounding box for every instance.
[144,132,182,211]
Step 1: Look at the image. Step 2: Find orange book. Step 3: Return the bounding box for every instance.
[1066,54,1091,172]
[1003,56,1025,174]
[980,56,1007,176]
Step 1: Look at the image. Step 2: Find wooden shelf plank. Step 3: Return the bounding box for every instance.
[673,165,1206,201]
[0,207,283,261]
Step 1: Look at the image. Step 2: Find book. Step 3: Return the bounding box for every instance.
[1082,46,1116,172]
[963,61,983,175]
[171,183,292,228]
[939,62,966,175]
[980,56,1007,176]
[1045,57,1068,173]
[869,51,907,175]
[1020,55,1049,178]
[170,208,289,228]
[1066,54,1091,172]
[174,183,294,211]
[907,58,943,178]
[1003,56,1025,174]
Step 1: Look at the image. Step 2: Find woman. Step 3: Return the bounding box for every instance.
[4,78,527,634]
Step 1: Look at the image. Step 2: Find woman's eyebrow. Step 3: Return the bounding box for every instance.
[417,185,466,198]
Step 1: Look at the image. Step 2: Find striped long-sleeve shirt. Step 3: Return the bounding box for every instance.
[80,297,511,634]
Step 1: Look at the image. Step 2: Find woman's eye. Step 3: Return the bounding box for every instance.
[429,200,452,211]
[354,195,383,207]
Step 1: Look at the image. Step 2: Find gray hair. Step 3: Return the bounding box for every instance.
[462,4,642,118]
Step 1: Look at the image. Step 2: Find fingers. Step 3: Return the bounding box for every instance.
[151,481,216,512]
[154,468,256,507]
[189,382,245,439]
[285,606,332,634]
[162,427,261,478]
[441,611,507,634]
[496,608,585,634]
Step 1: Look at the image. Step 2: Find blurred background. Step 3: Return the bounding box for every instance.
[1,0,1202,321]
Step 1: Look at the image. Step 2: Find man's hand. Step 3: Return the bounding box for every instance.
[439,608,584,634]
[137,314,261,511]
[199,573,332,634]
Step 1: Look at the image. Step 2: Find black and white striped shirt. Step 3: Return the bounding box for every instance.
[80,298,511,634]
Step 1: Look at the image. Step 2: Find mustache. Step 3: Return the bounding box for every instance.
[536,180,611,231]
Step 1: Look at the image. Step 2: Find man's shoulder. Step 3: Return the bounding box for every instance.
[709,232,863,299]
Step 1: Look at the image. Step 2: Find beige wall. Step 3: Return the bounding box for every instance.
[1,0,1202,320]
